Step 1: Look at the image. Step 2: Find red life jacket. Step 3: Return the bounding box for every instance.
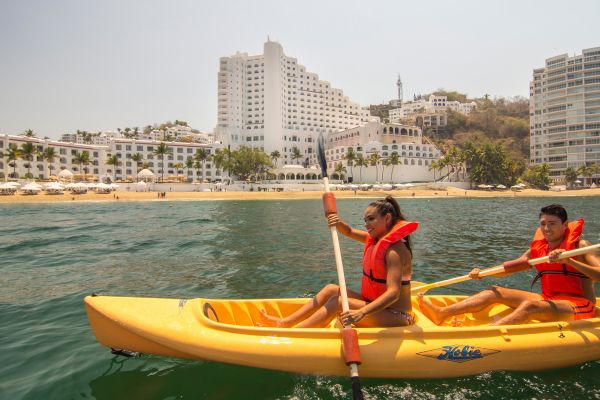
[361,220,419,302]
[529,219,585,297]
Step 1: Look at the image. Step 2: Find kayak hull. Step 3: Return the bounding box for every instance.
[84,295,600,378]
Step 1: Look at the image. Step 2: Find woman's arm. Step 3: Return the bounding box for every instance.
[327,213,368,243]
[344,242,408,323]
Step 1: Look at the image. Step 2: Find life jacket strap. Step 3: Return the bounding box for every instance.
[363,269,386,284]
[530,265,587,291]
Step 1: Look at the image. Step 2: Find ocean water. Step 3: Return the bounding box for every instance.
[1,197,599,400]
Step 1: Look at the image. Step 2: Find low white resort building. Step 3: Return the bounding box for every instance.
[0,134,222,182]
[309,121,443,183]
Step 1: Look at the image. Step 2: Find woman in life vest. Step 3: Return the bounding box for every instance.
[260,196,417,328]
[418,204,600,326]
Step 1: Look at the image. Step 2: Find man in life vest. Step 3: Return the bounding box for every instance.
[419,204,600,325]
[260,196,417,328]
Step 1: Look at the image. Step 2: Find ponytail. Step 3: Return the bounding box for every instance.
[369,196,413,255]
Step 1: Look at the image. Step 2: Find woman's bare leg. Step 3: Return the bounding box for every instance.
[259,284,341,327]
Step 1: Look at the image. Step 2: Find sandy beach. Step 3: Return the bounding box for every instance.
[1,186,599,204]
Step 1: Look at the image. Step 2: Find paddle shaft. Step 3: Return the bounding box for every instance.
[324,177,351,314]
[412,243,600,294]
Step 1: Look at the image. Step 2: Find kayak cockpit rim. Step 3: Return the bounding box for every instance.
[194,298,600,339]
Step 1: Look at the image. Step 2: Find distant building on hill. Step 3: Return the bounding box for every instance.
[530,47,600,184]
[60,125,212,146]
[388,95,476,128]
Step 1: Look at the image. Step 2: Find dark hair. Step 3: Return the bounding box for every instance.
[369,196,412,255]
[540,204,568,223]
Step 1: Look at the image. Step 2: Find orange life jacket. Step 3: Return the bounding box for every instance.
[529,219,585,297]
[361,220,418,302]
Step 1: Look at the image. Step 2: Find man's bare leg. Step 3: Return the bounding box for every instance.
[417,286,542,325]
[493,299,574,325]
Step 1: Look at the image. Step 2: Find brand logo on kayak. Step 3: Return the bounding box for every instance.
[417,345,500,363]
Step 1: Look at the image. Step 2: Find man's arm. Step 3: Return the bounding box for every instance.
[558,240,600,281]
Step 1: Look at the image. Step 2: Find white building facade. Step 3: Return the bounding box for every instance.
[309,121,443,183]
[215,40,370,167]
[0,134,221,182]
[530,47,600,182]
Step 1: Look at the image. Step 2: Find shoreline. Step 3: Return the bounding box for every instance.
[0,186,599,204]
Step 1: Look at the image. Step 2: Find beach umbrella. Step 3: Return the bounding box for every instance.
[381,184,393,191]
[496,184,507,189]
[372,184,383,190]
[58,169,74,180]
[4,182,21,188]
[575,180,582,184]
[348,184,359,190]
[108,183,120,190]
[404,183,414,187]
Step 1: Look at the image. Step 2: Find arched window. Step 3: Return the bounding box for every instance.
[411,160,415,165]
[404,159,408,165]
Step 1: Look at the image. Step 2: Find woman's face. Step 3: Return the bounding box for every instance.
[363,206,391,239]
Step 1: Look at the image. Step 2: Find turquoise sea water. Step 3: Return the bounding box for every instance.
[1,197,599,399]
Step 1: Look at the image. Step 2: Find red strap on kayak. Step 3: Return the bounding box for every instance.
[322,192,337,217]
[502,258,531,273]
[342,327,362,365]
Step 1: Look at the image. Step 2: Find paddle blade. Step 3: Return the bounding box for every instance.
[317,133,328,178]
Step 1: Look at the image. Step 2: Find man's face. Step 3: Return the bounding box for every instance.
[539,213,567,243]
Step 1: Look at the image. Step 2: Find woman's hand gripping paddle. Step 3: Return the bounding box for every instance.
[317,133,364,400]
[411,243,600,294]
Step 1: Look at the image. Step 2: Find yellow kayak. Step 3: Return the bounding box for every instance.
[84,294,600,378]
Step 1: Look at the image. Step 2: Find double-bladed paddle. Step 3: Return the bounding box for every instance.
[317,133,364,400]
[411,243,600,294]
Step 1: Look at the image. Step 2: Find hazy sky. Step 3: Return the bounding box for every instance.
[1,0,599,139]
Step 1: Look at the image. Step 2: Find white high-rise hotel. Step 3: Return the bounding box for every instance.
[530,47,600,182]
[215,40,370,166]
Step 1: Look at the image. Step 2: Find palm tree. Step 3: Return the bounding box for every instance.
[105,155,121,182]
[355,155,368,183]
[564,167,578,188]
[334,162,346,182]
[6,144,21,179]
[380,158,391,182]
[291,147,302,165]
[20,142,38,179]
[22,129,36,138]
[72,151,91,181]
[153,142,171,182]
[429,160,439,181]
[343,148,356,181]
[185,157,194,182]
[173,162,184,179]
[194,148,210,183]
[42,147,57,179]
[388,152,400,183]
[131,152,143,172]
[213,148,232,180]
[369,152,381,183]
[269,150,281,167]
[577,164,599,186]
